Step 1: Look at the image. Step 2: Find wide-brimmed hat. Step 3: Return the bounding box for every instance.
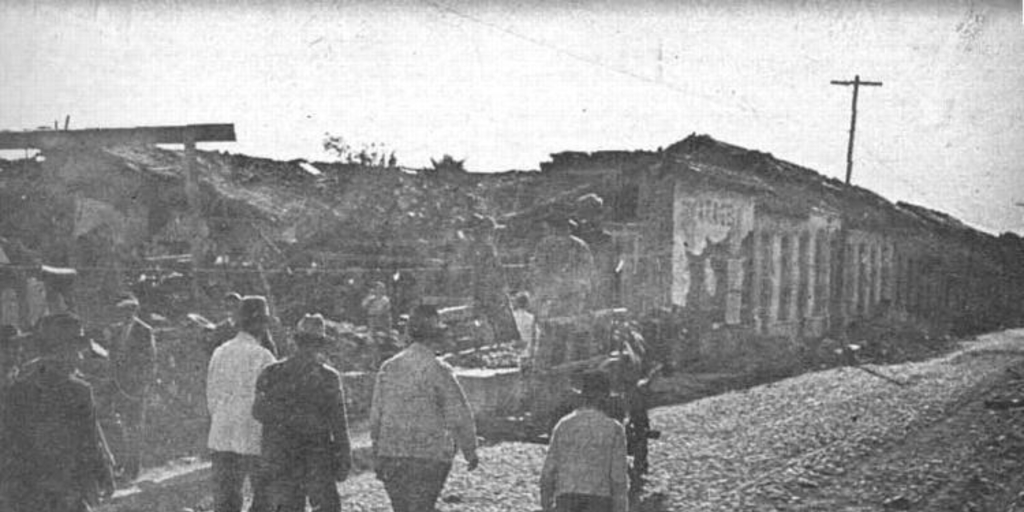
[541,207,573,228]
[37,313,108,358]
[114,292,140,309]
[407,304,445,341]
[572,370,612,400]
[296,313,327,338]
[238,295,270,330]
[575,193,605,211]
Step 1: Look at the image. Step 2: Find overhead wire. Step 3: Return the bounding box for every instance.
[414,0,959,219]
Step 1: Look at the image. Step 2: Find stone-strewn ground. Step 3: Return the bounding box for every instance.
[102,329,1024,512]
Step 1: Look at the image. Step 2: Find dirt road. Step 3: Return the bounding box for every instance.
[119,329,1024,511]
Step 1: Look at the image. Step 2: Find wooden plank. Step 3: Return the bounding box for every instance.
[0,124,235,149]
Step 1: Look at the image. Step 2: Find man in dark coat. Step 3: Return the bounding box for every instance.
[109,292,156,481]
[253,313,351,512]
[1,313,115,512]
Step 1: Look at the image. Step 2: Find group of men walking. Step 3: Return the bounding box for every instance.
[203,293,631,512]
[204,293,484,512]
[0,192,637,512]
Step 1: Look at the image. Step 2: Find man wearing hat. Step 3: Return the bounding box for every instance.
[207,295,277,512]
[529,212,596,366]
[109,292,156,481]
[1,313,115,512]
[540,370,628,512]
[369,304,480,512]
[572,193,618,310]
[206,292,243,356]
[253,313,352,512]
[466,213,520,345]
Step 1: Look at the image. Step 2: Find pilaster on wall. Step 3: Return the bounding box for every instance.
[804,231,817,320]
[787,233,800,322]
[725,257,745,325]
[872,243,883,309]
[751,231,764,332]
[821,232,833,321]
[847,242,860,321]
[881,242,894,303]
[769,233,782,324]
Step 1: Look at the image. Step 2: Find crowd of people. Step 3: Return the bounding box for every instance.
[0,295,632,512]
[0,195,643,512]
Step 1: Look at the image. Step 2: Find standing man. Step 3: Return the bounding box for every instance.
[512,292,537,365]
[362,281,392,368]
[530,213,596,366]
[467,214,519,345]
[253,313,351,512]
[110,292,155,481]
[207,292,242,356]
[207,295,277,512]
[362,281,393,335]
[530,213,596,321]
[2,313,115,512]
[370,304,480,512]
[571,193,618,310]
[540,370,628,512]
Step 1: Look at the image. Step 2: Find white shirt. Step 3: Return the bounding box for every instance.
[206,331,276,455]
[513,308,536,352]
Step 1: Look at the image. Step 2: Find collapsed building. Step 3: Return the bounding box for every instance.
[1,125,1023,468]
[511,134,1024,364]
[0,127,1021,350]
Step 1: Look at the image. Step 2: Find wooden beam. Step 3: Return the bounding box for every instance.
[0,124,235,150]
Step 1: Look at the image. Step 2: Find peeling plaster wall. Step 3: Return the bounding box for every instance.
[670,180,755,309]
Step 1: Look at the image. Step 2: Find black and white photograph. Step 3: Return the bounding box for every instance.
[1,0,1024,510]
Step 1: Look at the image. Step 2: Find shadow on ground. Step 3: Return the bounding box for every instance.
[634,491,669,512]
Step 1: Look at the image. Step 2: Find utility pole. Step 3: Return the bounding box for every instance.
[830,75,882,184]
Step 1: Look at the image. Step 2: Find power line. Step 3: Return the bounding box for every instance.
[416,0,765,120]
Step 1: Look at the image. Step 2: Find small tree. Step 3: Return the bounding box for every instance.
[430,154,466,173]
[323,134,397,168]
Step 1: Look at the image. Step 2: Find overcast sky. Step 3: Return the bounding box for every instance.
[2,0,1022,234]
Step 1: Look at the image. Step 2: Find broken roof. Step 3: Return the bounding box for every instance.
[96,145,346,230]
[662,134,928,232]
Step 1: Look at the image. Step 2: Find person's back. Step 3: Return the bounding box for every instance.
[3,314,114,512]
[256,357,343,438]
[207,330,275,454]
[372,344,470,461]
[206,296,277,512]
[253,314,350,512]
[6,369,95,489]
[369,305,479,512]
[540,371,628,512]
[530,226,595,319]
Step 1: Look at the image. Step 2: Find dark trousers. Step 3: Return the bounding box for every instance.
[211,451,271,512]
[377,457,451,512]
[113,391,147,479]
[265,444,339,512]
[555,493,613,512]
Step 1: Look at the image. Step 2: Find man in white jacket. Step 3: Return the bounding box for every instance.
[207,295,277,512]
